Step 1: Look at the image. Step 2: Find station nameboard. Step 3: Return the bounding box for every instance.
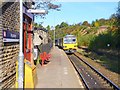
[3,30,19,42]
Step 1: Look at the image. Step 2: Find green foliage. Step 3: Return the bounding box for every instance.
[46,25,50,31]
[78,34,95,46]
[55,25,60,29]
[111,1,120,49]
[94,20,99,27]
[59,22,68,28]
[88,31,116,50]
[98,18,106,26]
[82,21,90,26]
[48,30,54,40]
[109,14,117,26]
[34,23,43,28]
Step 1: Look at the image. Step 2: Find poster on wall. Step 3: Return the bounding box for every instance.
[3,30,19,42]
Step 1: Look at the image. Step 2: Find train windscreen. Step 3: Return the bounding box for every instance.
[63,38,76,44]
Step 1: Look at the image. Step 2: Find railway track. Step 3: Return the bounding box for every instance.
[67,53,120,90]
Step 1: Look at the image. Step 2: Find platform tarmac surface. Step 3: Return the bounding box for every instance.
[35,46,84,88]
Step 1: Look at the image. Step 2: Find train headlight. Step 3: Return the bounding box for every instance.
[74,45,77,47]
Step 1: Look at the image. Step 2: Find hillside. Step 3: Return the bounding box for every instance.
[47,6,120,50]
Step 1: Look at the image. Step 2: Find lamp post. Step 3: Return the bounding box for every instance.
[18,0,24,88]
[54,27,55,46]
[51,26,55,46]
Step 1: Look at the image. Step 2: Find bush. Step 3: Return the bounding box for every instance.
[78,34,95,47]
[88,31,116,50]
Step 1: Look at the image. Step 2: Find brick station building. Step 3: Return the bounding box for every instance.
[0,1,34,88]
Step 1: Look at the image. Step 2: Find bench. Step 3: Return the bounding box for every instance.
[40,52,51,66]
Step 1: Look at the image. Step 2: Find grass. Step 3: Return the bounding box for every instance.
[77,49,86,56]
[78,48,119,74]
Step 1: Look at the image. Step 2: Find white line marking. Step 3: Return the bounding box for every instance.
[64,72,68,75]
[63,67,68,75]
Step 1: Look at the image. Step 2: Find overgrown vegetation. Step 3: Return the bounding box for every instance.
[48,2,120,52]
[77,48,119,74]
[46,2,120,74]
[89,31,116,50]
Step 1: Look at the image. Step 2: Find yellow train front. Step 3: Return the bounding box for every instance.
[56,35,78,53]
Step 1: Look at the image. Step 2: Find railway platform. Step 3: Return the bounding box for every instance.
[35,46,84,88]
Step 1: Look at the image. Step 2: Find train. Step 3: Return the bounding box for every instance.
[55,35,78,53]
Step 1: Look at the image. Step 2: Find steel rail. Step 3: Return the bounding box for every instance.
[68,56,90,90]
[74,53,120,90]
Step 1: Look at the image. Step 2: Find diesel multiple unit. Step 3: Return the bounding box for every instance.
[55,35,77,53]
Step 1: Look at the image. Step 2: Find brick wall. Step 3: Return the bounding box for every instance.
[0,2,19,89]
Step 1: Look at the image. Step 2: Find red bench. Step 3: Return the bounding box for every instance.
[40,52,51,66]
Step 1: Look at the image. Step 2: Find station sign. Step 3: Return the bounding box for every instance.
[27,9,47,14]
[3,30,19,42]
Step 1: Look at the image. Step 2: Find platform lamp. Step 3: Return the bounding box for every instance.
[51,26,55,46]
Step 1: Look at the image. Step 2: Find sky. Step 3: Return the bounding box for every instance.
[34,2,118,27]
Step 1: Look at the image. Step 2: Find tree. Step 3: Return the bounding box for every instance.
[46,25,50,31]
[98,18,106,26]
[34,23,43,28]
[109,14,117,25]
[59,22,68,28]
[82,21,90,26]
[116,1,120,29]
[94,19,99,27]
[34,1,61,18]
[114,1,120,48]
[91,21,95,27]
[55,25,60,29]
